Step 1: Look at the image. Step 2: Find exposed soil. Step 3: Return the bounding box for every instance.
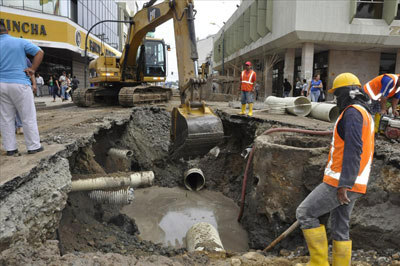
[1,102,399,265]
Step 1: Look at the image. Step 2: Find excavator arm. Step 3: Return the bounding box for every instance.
[120,0,199,96]
[120,0,224,158]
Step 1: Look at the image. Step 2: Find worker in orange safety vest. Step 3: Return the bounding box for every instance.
[238,61,256,116]
[296,73,375,266]
[363,74,400,117]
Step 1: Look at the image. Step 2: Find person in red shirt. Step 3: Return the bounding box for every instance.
[238,61,256,116]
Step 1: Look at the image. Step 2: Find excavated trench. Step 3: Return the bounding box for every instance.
[56,107,400,259]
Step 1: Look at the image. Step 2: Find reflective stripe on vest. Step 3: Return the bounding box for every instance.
[323,104,375,194]
[241,70,255,85]
[241,70,255,92]
[364,74,398,100]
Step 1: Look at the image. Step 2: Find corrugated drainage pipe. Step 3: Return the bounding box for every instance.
[88,188,134,205]
[108,148,134,159]
[237,128,333,222]
[184,168,205,191]
[310,103,340,122]
[186,222,225,252]
[71,171,154,192]
[265,96,312,116]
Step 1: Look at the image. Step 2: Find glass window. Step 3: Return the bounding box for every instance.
[70,0,77,23]
[42,0,55,15]
[78,1,83,26]
[24,0,42,12]
[144,41,165,76]
[58,0,69,17]
[396,4,400,20]
[2,0,23,9]
[355,0,384,19]
[379,53,396,74]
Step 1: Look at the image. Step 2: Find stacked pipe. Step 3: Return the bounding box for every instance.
[264,96,340,122]
[265,96,312,117]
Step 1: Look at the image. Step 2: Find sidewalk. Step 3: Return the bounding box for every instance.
[34,95,74,109]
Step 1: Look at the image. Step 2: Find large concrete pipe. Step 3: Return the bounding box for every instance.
[184,168,205,191]
[107,148,133,159]
[310,103,340,122]
[71,171,154,192]
[265,96,312,116]
[186,222,225,252]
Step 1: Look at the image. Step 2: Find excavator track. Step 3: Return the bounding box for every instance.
[118,85,172,107]
[73,87,95,107]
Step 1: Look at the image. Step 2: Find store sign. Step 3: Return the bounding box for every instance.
[0,19,47,36]
[89,40,101,54]
[75,30,81,47]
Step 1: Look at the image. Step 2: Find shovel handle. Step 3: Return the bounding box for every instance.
[263,220,300,252]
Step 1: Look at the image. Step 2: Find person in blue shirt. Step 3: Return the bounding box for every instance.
[307,74,323,102]
[0,21,44,156]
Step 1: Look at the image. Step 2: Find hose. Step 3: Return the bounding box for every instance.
[237,128,333,222]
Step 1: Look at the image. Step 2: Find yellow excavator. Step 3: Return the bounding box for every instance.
[73,0,223,157]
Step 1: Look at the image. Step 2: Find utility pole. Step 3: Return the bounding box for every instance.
[222,29,225,76]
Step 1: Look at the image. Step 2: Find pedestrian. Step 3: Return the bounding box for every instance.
[295,73,374,266]
[50,75,61,102]
[295,78,302,97]
[254,82,260,101]
[302,79,308,97]
[238,61,256,116]
[47,76,53,95]
[308,74,323,102]
[35,73,44,97]
[59,71,69,101]
[15,57,37,135]
[283,78,292,97]
[363,74,400,116]
[0,21,44,155]
[71,75,79,95]
[48,76,54,98]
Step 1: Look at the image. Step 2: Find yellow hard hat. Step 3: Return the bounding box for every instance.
[329,73,361,94]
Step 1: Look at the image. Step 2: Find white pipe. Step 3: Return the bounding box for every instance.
[107,148,133,159]
[310,103,340,122]
[265,96,312,116]
[71,171,154,192]
[186,222,225,252]
[184,168,205,191]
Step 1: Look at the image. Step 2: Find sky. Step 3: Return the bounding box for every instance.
[136,0,240,81]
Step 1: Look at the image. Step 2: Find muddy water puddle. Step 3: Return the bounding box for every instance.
[122,186,249,252]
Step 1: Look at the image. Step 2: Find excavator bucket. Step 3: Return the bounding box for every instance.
[171,103,224,158]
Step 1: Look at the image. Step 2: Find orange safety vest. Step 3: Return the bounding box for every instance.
[240,70,256,92]
[363,74,398,101]
[323,105,375,194]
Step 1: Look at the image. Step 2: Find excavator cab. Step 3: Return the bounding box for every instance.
[136,39,167,82]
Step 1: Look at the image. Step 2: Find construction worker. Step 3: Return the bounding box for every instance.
[238,61,256,116]
[363,73,400,116]
[296,73,374,266]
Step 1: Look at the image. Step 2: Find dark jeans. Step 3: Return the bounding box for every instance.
[52,86,61,100]
[296,182,362,241]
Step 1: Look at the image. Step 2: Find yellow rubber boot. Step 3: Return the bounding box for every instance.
[248,103,253,116]
[239,104,246,115]
[302,225,330,266]
[333,240,352,266]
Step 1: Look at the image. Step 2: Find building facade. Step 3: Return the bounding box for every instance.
[0,0,135,88]
[213,0,400,99]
